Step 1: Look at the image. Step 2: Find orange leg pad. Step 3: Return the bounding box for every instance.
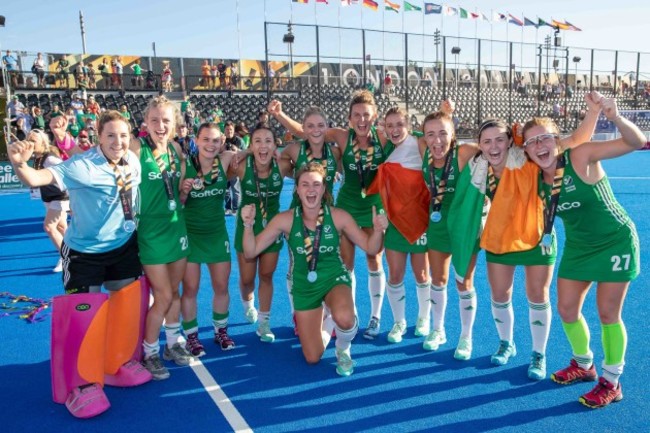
[104,277,149,375]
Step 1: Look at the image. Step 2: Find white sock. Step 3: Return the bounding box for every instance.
[529,300,552,354]
[286,273,295,314]
[322,309,336,348]
[386,281,406,324]
[368,270,385,320]
[212,317,228,331]
[334,317,358,352]
[242,296,255,311]
[491,299,514,342]
[430,283,448,331]
[143,340,160,358]
[348,269,357,316]
[458,288,477,339]
[602,362,624,386]
[416,280,431,321]
[258,310,270,324]
[164,322,185,348]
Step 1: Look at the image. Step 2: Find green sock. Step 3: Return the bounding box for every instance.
[213,311,229,330]
[561,316,593,368]
[602,322,627,365]
[182,318,199,335]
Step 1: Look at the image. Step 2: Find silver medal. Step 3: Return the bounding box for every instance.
[192,178,204,190]
[307,271,318,283]
[123,220,136,233]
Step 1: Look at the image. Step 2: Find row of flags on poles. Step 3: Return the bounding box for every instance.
[292,0,582,31]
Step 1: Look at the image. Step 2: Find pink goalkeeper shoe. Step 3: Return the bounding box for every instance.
[65,383,111,419]
[104,360,153,387]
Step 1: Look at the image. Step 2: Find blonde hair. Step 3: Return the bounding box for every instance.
[522,117,560,139]
[144,95,177,128]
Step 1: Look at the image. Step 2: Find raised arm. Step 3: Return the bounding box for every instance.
[49,116,80,158]
[560,91,603,150]
[7,138,55,187]
[268,99,348,147]
[268,100,305,138]
[335,206,387,256]
[577,98,646,164]
[241,204,290,258]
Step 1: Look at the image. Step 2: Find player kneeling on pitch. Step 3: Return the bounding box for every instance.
[241,162,388,376]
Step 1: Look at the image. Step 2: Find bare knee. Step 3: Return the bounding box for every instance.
[258,271,274,285]
[556,303,579,323]
[303,350,323,365]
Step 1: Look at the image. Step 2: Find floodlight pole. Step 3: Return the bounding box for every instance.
[79,11,87,55]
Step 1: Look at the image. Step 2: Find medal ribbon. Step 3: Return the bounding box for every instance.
[306,142,328,169]
[252,159,271,223]
[428,146,454,214]
[191,154,221,186]
[147,138,177,205]
[303,206,325,273]
[540,153,566,239]
[351,132,376,197]
[107,157,134,226]
[487,165,498,199]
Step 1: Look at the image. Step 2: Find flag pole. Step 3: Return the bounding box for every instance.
[236,0,242,65]
[338,1,342,87]
[490,10,493,69]
[521,12,524,73]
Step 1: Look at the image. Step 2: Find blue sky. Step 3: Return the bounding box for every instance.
[1,0,645,74]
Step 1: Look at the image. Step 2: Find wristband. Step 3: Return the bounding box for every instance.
[243,222,254,229]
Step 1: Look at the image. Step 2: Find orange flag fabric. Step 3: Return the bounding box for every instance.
[480,158,544,254]
[368,162,430,244]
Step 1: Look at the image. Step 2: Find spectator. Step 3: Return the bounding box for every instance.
[201,60,211,88]
[32,107,46,130]
[210,63,218,90]
[183,103,195,130]
[87,95,101,116]
[33,52,46,88]
[161,61,173,92]
[8,95,25,122]
[2,50,19,88]
[70,95,85,116]
[384,71,393,95]
[217,59,227,89]
[119,105,131,121]
[174,123,196,156]
[258,110,270,125]
[235,122,250,149]
[130,58,143,88]
[230,62,240,90]
[268,67,276,90]
[86,63,96,89]
[76,129,93,152]
[77,69,89,101]
[223,121,243,215]
[98,57,110,89]
[145,70,156,89]
[57,55,71,88]
[48,104,64,121]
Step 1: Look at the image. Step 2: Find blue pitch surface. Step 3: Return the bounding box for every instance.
[1,152,649,432]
